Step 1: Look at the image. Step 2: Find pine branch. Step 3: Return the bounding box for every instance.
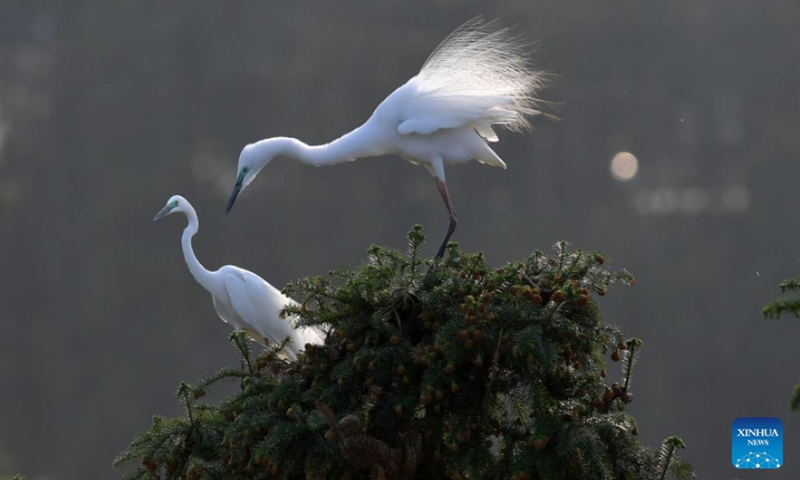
[657,436,687,480]
[176,382,195,424]
[779,278,800,292]
[790,384,800,412]
[763,298,800,319]
[194,367,248,391]
[406,224,425,279]
[622,338,643,391]
[764,277,800,414]
[228,330,253,375]
[669,458,697,480]
[763,277,800,319]
[316,402,422,479]
[115,227,692,480]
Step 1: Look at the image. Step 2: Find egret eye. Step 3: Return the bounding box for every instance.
[168,200,179,209]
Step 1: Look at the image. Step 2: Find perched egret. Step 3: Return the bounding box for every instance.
[225,17,552,258]
[153,195,323,360]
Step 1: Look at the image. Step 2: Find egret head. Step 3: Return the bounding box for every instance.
[153,195,188,222]
[225,142,270,216]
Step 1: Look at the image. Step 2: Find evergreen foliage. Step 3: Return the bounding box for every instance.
[762,279,800,320]
[763,278,800,411]
[116,226,694,480]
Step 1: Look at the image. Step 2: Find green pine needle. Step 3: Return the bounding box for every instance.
[790,384,800,412]
[114,226,693,480]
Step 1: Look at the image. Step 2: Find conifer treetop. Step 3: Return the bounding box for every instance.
[116,226,693,480]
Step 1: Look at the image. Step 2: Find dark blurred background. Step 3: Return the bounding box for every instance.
[1,1,799,479]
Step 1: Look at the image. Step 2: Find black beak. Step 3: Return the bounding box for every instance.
[225,181,242,217]
[153,205,172,222]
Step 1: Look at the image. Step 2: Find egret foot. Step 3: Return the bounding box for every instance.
[434,217,458,260]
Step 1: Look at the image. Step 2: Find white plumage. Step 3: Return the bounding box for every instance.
[154,195,323,360]
[225,17,551,258]
[400,17,547,136]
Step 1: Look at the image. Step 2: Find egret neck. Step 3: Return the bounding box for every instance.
[180,205,216,291]
[249,123,383,168]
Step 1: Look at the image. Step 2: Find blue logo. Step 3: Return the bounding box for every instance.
[732,417,783,469]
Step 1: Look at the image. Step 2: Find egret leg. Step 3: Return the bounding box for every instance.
[434,178,458,260]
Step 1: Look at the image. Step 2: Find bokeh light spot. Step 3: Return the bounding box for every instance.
[610,151,639,181]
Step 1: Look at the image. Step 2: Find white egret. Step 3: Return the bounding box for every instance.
[225,17,552,258]
[153,195,323,360]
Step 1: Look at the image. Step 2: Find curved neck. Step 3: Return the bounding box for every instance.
[254,124,383,167]
[180,207,215,290]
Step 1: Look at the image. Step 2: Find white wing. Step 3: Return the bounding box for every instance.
[221,268,295,348]
[390,17,548,139]
[211,295,239,328]
[212,295,266,345]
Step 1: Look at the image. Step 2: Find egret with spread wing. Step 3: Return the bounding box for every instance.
[225,17,551,258]
[154,195,323,360]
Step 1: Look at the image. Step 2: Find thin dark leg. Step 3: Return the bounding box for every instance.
[434,178,458,260]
